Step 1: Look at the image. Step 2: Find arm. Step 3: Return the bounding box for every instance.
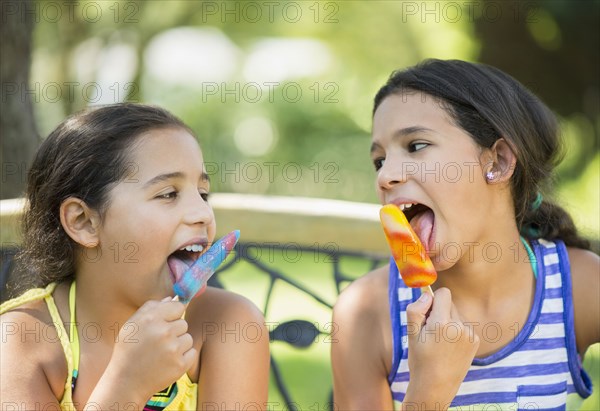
[189,289,270,409]
[569,247,600,355]
[0,311,149,410]
[1,310,61,409]
[402,289,479,409]
[331,268,395,410]
[87,299,197,409]
[2,298,197,410]
[332,269,480,410]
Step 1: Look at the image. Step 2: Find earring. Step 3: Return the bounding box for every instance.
[486,171,495,182]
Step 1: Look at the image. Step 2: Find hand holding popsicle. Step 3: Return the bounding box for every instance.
[173,230,240,303]
[379,204,436,295]
[380,205,480,405]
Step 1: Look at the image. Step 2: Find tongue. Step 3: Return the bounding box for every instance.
[409,209,434,252]
[167,255,193,284]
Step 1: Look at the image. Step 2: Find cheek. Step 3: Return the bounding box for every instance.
[437,160,481,193]
[209,211,218,239]
[209,220,217,242]
[374,177,385,203]
[113,213,172,254]
[117,225,158,261]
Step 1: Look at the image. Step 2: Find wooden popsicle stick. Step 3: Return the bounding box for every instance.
[421,285,434,296]
[171,295,188,319]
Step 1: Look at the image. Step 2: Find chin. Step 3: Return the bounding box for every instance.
[429,245,459,272]
[431,257,455,272]
[162,277,175,297]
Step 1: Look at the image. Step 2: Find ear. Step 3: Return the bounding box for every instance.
[483,138,517,184]
[59,197,101,248]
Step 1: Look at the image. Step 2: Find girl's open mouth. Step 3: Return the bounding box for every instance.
[167,246,206,285]
[402,203,436,253]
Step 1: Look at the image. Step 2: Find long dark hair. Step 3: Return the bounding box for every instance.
[374,59,590,250]
[10,103,192,297]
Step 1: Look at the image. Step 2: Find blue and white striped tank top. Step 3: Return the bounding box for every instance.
[388,239,593,410]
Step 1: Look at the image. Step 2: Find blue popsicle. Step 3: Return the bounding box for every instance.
[173,230,240,303]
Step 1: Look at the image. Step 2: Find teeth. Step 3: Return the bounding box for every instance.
[399,203,416,211]
[179,244,204,252]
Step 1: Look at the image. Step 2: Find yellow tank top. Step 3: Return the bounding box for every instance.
[0,282,197,410]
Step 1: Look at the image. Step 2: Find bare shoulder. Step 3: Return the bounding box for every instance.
[185,286,265,325]
[568,246,600,275]
[184,286,267,355]
[567,247,600,353]
[1,297,67,402]
[333,264,391,358]
[334,264,390,320]
[331,264,394,408]
[332,264,391,361]
[1,296,61,356]
[185,288,270,404]
[569,247,600,302]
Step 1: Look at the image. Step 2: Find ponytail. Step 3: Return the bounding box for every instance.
[520,197,591,250]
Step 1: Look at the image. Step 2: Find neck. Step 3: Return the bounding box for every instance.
[432,229,536,309]
[73,268,139,347]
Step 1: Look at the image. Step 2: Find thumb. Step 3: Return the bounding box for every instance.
[405,292,433,339]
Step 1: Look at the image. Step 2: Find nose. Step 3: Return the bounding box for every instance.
[377,156,407,192]
[183,191,214,226]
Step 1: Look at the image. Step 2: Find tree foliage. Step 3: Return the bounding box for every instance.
[3,1,598,240]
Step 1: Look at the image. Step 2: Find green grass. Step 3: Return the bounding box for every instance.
[581,344,600,410]
[218,249,600,408]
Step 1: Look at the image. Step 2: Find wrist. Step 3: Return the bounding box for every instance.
[403,383,453,411]
[86,364,149,410]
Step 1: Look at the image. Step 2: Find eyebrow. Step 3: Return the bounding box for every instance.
[142,172,210,188]
[370,126,435,153]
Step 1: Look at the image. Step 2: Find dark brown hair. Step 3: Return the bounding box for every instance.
[374,59,590,250]
[10,103,192,297]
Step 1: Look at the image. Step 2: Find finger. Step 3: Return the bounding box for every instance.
[426,287,453,324]
[158,300,187,321]
[181,346,198,370]
[450,302,462,323]
[170,318,189,336]
[406,292,433,337]
[178,332,194,352]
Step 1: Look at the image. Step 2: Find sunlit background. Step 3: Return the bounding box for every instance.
[2,1,599,408]
[20,0,598,246]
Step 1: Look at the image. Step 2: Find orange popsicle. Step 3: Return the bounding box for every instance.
[380,204,436,294]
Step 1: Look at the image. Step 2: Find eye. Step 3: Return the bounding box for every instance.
[200,192,210,202]
[408,142,429,153]
[156,191,178,200]
[373,157,385,171]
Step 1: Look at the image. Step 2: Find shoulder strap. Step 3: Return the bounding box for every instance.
[68,281,80,379]
[552,239,593,398]
[0,282,76,402]
[0,283,57,314]
[45,285,76,402]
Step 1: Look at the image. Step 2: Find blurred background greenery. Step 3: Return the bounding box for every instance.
[2,0,598,245]
[1,0,598,408]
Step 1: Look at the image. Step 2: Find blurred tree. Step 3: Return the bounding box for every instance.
[6,0,598,210]
[1,0,39,199]
[475,0,599,178]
